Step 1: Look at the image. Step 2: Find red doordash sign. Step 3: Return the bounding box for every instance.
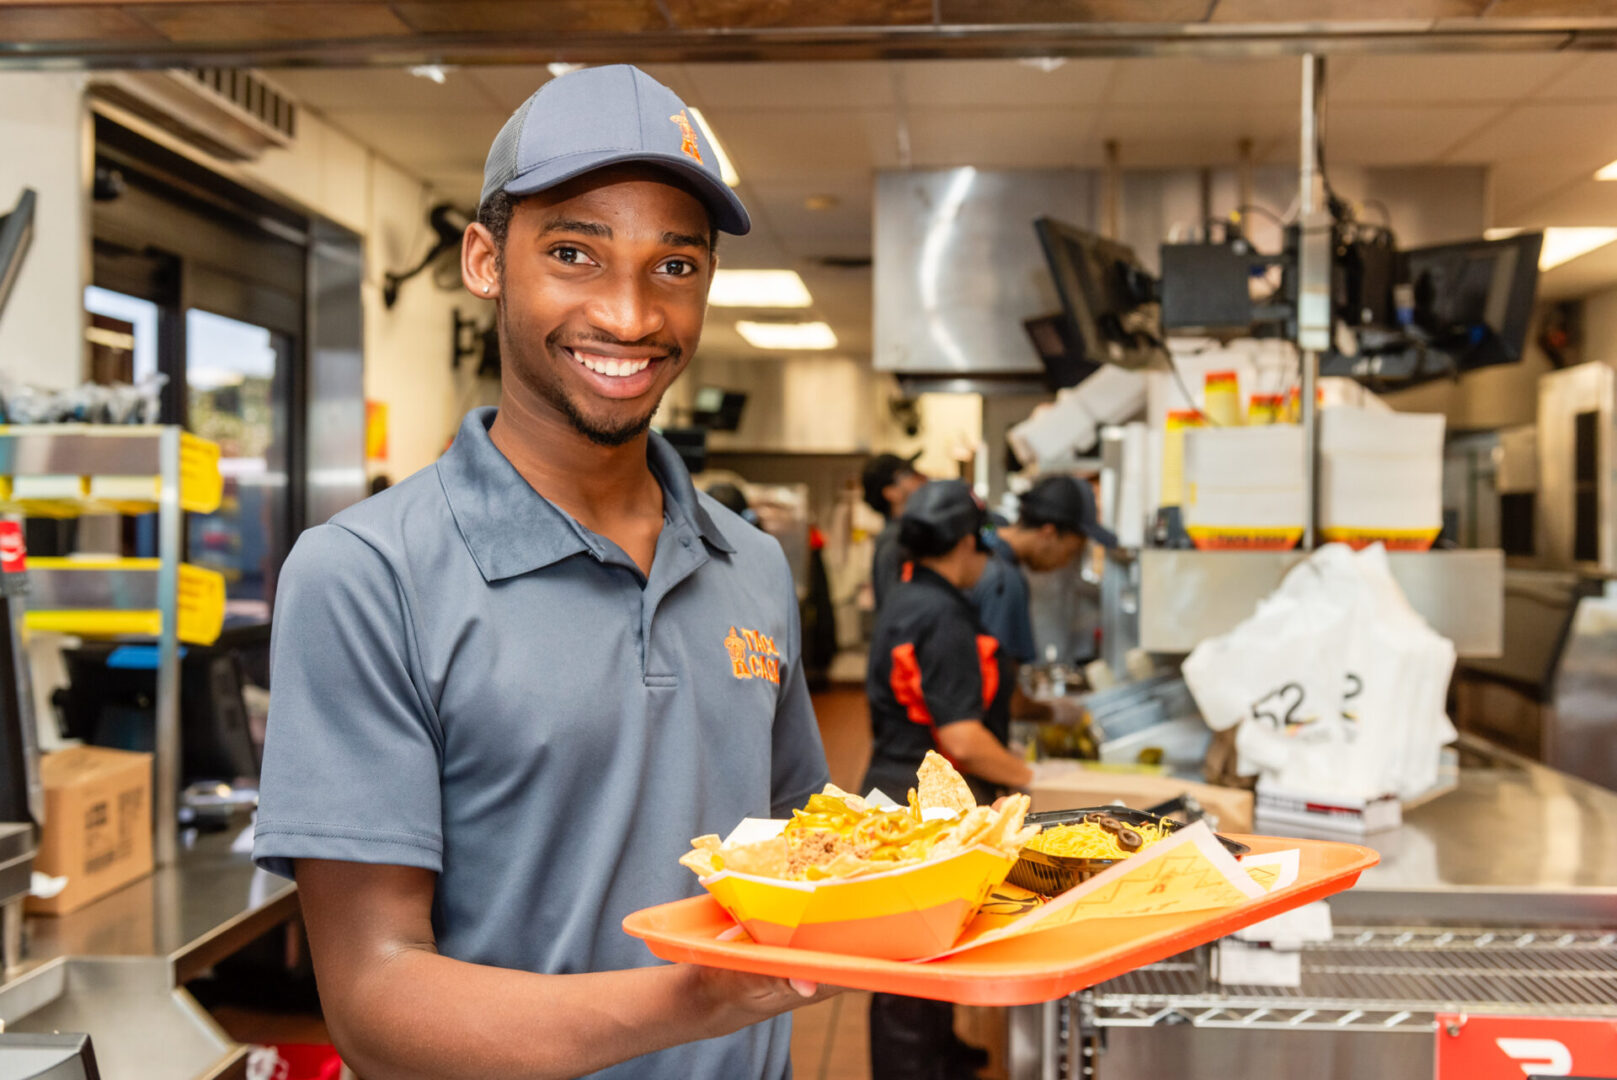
[0,521,26,574]
[1437,1014,1617,1079]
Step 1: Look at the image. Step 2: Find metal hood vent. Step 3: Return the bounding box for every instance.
[89,69,295,163]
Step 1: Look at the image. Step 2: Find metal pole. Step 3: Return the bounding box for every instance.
[1102,139,1120,240]
[154,426,181,866]
[1297,54,1331,549]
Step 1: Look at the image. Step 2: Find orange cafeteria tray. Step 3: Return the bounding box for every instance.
[623,834,1378,1005]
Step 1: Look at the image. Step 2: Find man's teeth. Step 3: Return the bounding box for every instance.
[573,351,652,378]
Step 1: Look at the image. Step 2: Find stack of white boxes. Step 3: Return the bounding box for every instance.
[1318,408,1445,547]
[1180,425,1306,547]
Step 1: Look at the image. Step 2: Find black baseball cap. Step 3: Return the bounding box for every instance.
[1018,475,1119,549]
[899,479,989,558]
[861,451,922,517]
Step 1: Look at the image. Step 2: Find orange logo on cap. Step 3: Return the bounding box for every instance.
[670,110,703,164]
[725,625,780,684]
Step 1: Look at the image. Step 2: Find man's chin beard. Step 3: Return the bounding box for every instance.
[541,377,661,447]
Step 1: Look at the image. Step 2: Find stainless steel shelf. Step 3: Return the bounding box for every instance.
[1089,925,1617,1033]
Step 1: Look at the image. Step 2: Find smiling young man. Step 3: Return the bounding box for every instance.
[253,66,832,1079]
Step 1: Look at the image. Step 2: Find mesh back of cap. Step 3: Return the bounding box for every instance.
[480,96,536,208]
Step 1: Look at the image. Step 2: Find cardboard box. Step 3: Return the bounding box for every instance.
[27,746,153,916]
[1029,765,1254,834]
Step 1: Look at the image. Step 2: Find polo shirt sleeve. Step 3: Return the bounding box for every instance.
[769,566,831,818]
[974,560,1037,665]
[253,524,443,880]
[907,614,989,730]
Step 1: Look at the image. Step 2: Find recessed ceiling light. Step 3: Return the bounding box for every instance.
[687,107,740,187]
[709,270,813,308]
[547,62,585,78]
[735,320,837,350]
[408,65,451,84]
[1539,227,1617,270]
[803,194,840,212]
[1596,159,1617,181]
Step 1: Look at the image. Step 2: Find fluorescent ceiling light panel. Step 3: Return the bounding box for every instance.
[735,320,838,350]
[687,107,740,187]
[1539,227,1617,270]
[708,270,813,308]
[1596,158,1617,181]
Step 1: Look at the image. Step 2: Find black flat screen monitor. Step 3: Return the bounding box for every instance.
[0,189,36,328]
[691,386,747,432]
[1022,313,1100,390]
[1034,216,1161,369]
[1400,231,1542,371]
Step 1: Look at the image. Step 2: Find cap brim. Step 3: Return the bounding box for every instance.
[502,149,751,235]
[1084,522,1120,550]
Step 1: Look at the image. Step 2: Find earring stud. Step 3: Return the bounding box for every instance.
[482,284,490,294]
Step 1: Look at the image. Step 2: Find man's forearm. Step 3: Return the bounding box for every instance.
[334,949,786,1080]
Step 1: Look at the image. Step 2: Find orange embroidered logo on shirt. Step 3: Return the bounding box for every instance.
[725,625,780,684]
[670,110,703,163]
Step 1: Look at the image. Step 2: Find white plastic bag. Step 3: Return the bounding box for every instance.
[1184,543,1457,800]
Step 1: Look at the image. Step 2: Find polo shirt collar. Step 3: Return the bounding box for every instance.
[438,408,736,583]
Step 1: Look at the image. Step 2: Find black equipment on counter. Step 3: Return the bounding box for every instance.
[57,636,260,786]
[0,187,35,326]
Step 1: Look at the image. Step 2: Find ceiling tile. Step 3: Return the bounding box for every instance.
[1505,178,1617,227]
[696,107,902,183]
[1485,0,1617,16]
[1329,52,1576,103]
[460,66,552,111]
[0,7,163,42]
[1534,54,1617,100]
[905,107,1100,168]
[896,59,1116,109]
[745,178,872,240]
[1104,56,1302,106]
[665,0,930,28]
[1325,105,1502,166]
[1442,102,1617,165]
[940,0,1209,23]
[1092,104,1299,149]
[127,3,411,41]
[273,67,501,112]
[682,62,896,111]
[323,107,505,172]
[390,1,667,34]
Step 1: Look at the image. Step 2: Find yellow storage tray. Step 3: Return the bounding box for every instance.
[24,558,226,645]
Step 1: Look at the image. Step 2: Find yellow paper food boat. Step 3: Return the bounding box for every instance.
[698,844,1017,960]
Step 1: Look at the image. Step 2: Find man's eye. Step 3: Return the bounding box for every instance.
[661,258,696,276]
[552,247,595,265]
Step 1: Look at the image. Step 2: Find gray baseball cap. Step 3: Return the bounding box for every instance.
[480,64,750,235]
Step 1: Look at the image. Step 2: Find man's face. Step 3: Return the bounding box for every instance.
[471,166,714,446]
[1026,525,1084,573]
[885,469,927,518]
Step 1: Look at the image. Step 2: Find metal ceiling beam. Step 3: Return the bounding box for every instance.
[1,23,1613,71]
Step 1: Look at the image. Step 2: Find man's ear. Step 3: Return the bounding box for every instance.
[461,222,500,300]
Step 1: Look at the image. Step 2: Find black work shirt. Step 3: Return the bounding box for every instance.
[871,519,904,611]
[862,565,1016,805]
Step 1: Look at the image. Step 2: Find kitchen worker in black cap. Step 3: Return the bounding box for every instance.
[972,473,1118,667]
[254,64,835,1080]
[862,478,1034,1080]
[863,451,927,610]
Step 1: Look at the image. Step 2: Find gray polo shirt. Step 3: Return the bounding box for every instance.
[254,408,828,1080]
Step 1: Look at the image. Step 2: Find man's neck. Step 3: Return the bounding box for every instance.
[488,384,663,535]
[996,524,1037,564]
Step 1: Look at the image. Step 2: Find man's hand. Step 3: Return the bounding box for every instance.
[691,966,844,1029]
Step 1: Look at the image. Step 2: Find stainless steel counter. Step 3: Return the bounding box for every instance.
[1336,737,1617,924]
[0,822,298,1080]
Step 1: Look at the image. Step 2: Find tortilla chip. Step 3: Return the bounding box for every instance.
[821,783,869,814]
[723,835,789,877]
[678,835,723,875]
[916,750,976,815]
